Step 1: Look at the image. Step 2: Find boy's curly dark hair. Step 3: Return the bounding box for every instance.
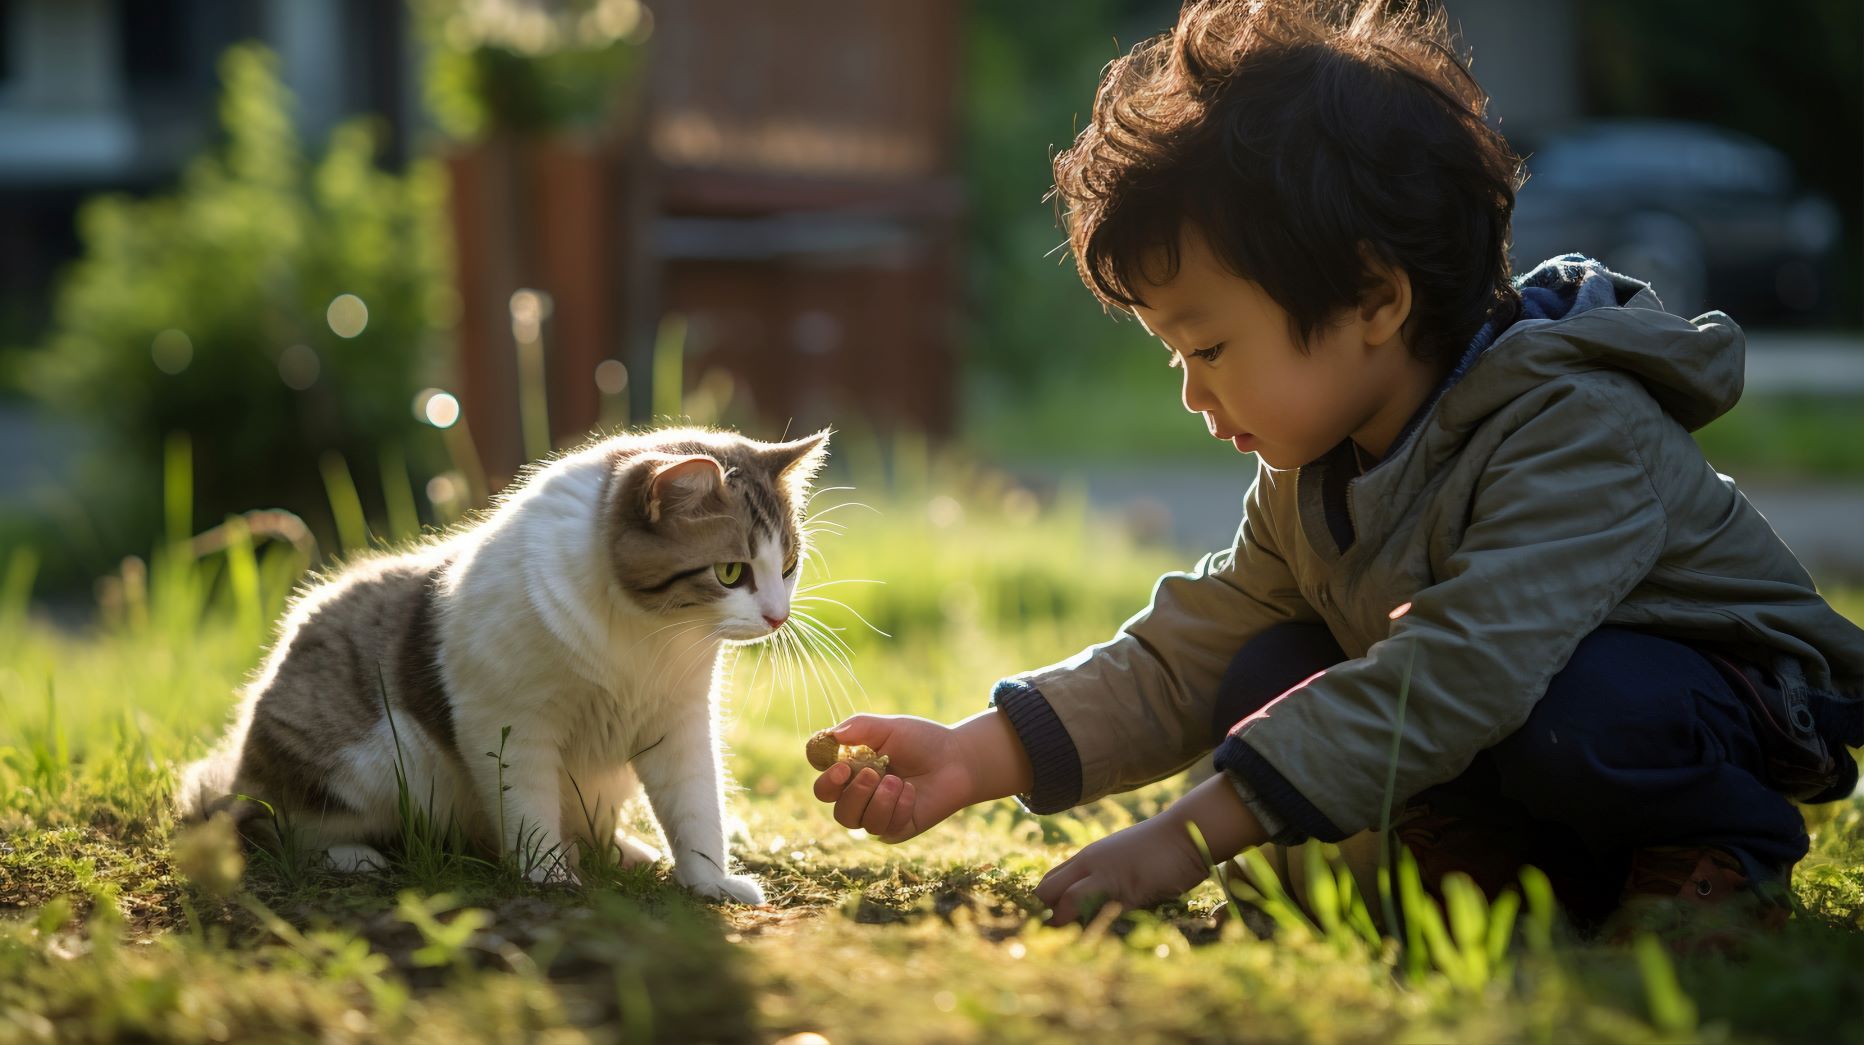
[1051,0,1525,370]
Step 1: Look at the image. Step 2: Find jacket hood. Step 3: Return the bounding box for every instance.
[1429,254,1746,440]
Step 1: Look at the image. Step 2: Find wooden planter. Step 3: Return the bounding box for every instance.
[445,133,634,487]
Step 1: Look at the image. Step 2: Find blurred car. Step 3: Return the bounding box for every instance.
[1508,119,1842,323]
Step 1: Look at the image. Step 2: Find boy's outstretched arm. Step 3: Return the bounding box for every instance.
[812,708,1033,843]
[1034,773,1267,925]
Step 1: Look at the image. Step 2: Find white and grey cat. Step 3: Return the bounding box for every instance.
[179,427,832,902]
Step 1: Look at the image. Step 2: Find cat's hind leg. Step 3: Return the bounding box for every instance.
[561,764,662,871]
[324,844,389,872]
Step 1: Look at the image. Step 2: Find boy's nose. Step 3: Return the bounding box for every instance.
[1180,369,1215,415]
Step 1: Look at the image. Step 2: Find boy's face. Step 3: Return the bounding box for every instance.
[1131,226,1425,470]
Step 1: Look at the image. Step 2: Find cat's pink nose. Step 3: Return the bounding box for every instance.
[764,614,787,629]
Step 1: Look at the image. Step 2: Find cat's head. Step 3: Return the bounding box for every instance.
[601,427,831,640]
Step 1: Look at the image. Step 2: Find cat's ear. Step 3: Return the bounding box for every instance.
[763,429,831,488]
[646,455,726,523]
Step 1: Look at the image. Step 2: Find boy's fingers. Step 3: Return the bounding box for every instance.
[859,774,903,835]
[881,781,918,841]
[1046,875,1104,927]
[1034,857,1091,910]
[812,762,852,803]
[827,714,893,749]
[832,767,882,829]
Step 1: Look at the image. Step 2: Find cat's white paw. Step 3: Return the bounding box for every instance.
[324,844,387,873]
[686,872,765,905]
[525,860,579,886]
[614,833,662,869]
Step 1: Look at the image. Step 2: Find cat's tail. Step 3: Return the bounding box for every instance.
[175,740,242,823]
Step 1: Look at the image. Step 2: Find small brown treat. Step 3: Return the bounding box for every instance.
[839,745,891,777]
[806,730,841,771]
[805,731,894,777]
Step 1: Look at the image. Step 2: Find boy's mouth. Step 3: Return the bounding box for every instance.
[1212,427,1256,452]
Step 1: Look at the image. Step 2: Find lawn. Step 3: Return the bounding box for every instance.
[2,450,1861,1045]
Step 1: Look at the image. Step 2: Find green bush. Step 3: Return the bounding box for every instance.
[413,0,650,140]
[20,45,452,569]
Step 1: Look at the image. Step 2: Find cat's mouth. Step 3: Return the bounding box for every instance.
[721,621,781,643]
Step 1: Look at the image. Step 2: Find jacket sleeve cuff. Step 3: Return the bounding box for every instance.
[1222,768,1301,846]
[990,679,1084,814]
[1213,734,1349,843]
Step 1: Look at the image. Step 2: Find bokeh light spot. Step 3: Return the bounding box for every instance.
[594,359,629,395]
[420,390,461,429]
[426,473,461,507]
[927,495,963,529]
[277,344,320,390]
[151,329,193,375]
[327,294,369,338]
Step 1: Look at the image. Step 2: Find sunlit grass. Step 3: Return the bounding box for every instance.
[1,442,1861,1044]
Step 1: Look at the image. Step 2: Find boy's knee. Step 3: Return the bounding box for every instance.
[1492,628,1711,788]
[1210,622,1343,741]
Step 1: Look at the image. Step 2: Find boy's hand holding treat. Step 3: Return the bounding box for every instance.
[810,710,1033,844]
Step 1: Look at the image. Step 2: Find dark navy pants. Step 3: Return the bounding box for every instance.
[1211,623,1812,908]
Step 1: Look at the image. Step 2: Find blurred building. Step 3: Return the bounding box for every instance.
[0,0,412,328]
[2,0,965,485]
[448,1,966,483]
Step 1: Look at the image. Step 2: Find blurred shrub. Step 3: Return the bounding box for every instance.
[961,1,1173,393]
[20,45,451,570]
[414,0,651,140]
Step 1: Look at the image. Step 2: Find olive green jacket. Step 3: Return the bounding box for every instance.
[995,267,1864,839]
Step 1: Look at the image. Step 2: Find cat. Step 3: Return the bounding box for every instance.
[178,426,832,903]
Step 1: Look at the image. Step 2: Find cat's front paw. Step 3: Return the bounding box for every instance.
[524,859,579,886]
[699,873,766,905]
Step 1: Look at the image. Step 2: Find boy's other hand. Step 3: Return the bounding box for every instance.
[811,714,976,843]
[1033,814,1210,926]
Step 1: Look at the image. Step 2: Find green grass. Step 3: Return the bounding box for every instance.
[2,449,1862,1044]
[1693,396,1864,482]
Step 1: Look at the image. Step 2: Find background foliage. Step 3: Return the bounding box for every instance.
[18,46,452,577]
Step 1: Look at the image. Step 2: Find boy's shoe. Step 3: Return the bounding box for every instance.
[1392,804,1526,900]
[1606,845,1791,951]
[1392,802,1623,927]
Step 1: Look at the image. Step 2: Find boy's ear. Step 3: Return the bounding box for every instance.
[645,455,726,523]
[1356,243,1413,347]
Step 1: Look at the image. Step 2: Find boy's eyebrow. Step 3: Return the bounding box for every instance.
[1155,307,1204,329]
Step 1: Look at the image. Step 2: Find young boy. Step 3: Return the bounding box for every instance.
[812,0,1864,929]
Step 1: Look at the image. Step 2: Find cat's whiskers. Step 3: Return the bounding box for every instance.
[803,497,879,522]
[786,617,846,726]
[792,593,891,639]
[803,485,860,511]
[642,622,731,701]
[793,578,883,595]
[633,618,724,693]
[787,612,865,717]
[788,609,869,711]
[743,640,777,728]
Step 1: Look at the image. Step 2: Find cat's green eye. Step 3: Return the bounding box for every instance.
[715,562,748,588]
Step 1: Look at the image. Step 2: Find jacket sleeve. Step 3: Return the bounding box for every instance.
[991,465,1321,813]
[1213,379,1670,840]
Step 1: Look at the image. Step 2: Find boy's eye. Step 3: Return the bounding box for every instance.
[1165,343,1225,367]
[715,562,749,588]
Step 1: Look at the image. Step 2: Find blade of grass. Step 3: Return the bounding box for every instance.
[164,432,192,550]
[379,444,421,544]
[320,452,371,556]
[653,314,687,421]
